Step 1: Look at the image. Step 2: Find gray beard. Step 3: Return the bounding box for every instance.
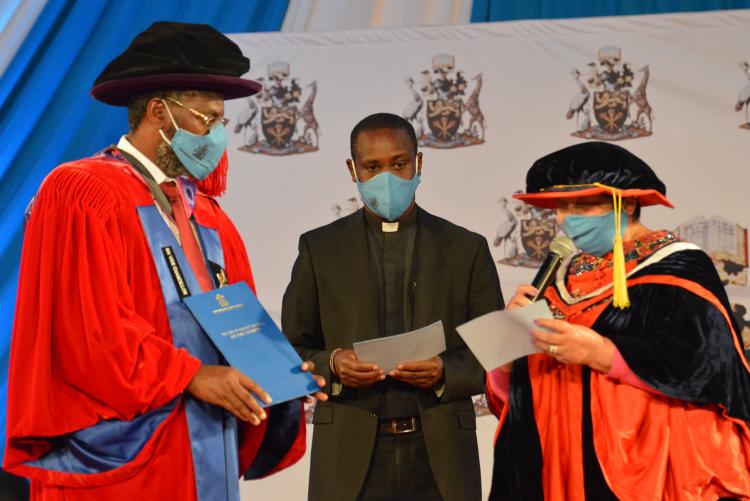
[155,142,189,179]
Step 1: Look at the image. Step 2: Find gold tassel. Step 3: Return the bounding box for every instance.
[610,188,630,308]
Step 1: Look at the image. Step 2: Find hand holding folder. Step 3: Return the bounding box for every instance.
[184,282,326,419]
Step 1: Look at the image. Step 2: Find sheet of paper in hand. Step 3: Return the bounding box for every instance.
[353,321,446,371]
[184,282,318,406]
[456,301,554,371]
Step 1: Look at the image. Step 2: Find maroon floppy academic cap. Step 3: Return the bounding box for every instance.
[91,21,261,106]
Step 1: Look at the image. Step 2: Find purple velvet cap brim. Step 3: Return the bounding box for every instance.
[90,73,262,106]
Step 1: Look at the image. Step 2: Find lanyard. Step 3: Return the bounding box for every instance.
[119,149,174,219]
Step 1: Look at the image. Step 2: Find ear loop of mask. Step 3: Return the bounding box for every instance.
[158,100,180,146]
[350,161,360,183]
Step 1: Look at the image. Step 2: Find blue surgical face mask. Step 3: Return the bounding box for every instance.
[561,210,628,257]
[159,101,227,181]
[353,164,421,221]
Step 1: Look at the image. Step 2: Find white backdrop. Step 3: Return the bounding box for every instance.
[224,10,750,499]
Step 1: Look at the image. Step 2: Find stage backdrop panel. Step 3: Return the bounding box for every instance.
[226,10,750,499]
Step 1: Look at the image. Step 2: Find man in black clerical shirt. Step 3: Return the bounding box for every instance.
[282,113,503,501]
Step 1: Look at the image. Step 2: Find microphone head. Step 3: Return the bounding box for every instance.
[549,235,575,258]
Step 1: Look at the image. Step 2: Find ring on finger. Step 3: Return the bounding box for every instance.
[547,344,558,354]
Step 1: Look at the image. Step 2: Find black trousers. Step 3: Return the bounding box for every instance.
[358,430,442,501]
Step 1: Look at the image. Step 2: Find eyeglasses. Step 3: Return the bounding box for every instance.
[165,96,229,131]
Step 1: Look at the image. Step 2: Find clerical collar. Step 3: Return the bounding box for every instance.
[364,206,418,233]
[117,136,174,185]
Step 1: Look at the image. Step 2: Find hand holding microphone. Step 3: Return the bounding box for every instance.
[501,236,576,372]
[528,235,575,302]
[507,235,575,309]
[508,235,615,371]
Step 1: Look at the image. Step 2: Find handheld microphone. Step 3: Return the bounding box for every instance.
[530,235,575,302]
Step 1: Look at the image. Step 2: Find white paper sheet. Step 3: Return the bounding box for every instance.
[456,301,554,371]
[353,321,446,371]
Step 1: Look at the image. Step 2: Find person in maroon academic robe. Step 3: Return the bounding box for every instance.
[4,21,325,500]
[487,142,750,501]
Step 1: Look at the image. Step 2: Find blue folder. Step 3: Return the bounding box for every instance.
[184,282,318,407]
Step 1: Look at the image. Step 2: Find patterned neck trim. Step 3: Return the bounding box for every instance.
[569,230,680,277]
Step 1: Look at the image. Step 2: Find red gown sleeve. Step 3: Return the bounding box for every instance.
[5,166,201,468]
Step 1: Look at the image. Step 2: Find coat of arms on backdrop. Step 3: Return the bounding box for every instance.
[402,54,485,149]
[675,216,749,286]
[493,193,559,268]
[735,61,750,130]
[234,62,320,156]
[567,46,653,141]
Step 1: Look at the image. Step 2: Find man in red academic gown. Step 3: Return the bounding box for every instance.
[3,21,325,500]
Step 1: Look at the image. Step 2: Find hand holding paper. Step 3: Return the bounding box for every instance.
[353,321,446,372]
[389,355,444,389]
[332,349,385,388]
[530,317,616,372]
[456,301,554,371]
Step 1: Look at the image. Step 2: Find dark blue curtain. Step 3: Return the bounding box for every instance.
[471,0,750,21]
[0,0,288,460]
